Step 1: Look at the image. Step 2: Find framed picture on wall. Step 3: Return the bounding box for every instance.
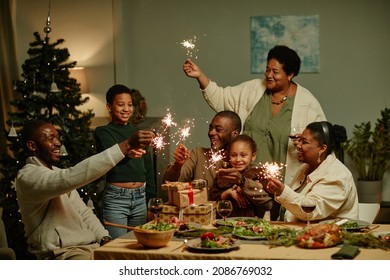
[250,15,319,73]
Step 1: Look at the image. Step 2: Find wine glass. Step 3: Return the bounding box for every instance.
[301,197,316,228]
[148,197,164,224]
[289,127,303,142]
[217,200,233,224]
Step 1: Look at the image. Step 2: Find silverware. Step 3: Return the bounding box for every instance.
[365,225,380,233]
[171,239,188,252]
[104,221,137,231]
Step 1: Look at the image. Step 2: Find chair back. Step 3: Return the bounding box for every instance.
[358,203,380,223]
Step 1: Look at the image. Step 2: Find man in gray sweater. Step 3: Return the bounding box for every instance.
[15,120,154,259]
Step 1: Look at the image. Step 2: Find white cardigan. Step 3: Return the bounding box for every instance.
[201,78,326,184]
[16,144,124,258]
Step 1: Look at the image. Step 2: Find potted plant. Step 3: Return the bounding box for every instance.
[343,108,390,203]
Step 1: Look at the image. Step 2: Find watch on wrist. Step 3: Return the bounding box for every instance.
[100,236,112,246]
[238,175,246,187]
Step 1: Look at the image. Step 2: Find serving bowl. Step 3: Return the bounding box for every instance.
[133,227,175,248]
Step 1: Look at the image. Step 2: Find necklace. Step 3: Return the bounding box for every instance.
[271,83,291,105]
[271,95,288,105]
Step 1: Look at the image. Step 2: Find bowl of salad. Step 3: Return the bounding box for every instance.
[134,223,176,248]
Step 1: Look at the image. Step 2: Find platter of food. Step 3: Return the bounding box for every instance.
[296,223,342,249]
[214,217,264,227]
[185,232,240,252]
[319,219,370,232]
[168,216,202,233]
[372,232,390,239]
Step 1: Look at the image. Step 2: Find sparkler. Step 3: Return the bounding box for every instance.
[153,134,167,151]
[152,110,195,153]
[180,36,199,59]
[175,119,194,144]
[161,111,177,128]
[205,148,226,170]
[260,162,286,180]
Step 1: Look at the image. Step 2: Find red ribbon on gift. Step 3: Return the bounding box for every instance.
[187,183,194,205]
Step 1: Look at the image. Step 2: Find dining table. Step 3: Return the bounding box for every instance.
[92,222,390,260]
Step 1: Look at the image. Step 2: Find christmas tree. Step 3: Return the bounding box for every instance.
[0,18,98,259]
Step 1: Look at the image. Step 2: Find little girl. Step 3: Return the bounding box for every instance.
[211,134,272,218]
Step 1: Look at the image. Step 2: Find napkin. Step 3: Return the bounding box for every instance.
[331,245,360,259]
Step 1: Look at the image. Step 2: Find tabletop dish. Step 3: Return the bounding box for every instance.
[296,223,342,249]
[185,238,241,252]
[176,222,202,233]
[320,219,370,232]
[214,217,264,227]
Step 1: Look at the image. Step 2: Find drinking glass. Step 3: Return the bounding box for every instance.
[301,197,316,228]
[217,200,233,224]
[148,197,164,224]
[289,127,303,142]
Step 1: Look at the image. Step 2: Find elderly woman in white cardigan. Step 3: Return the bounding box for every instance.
[182,45,326,220]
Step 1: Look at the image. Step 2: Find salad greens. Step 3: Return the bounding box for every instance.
[140,223,176,231]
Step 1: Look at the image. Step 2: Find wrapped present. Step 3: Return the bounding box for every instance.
[167,187,208,207]
[161,181,190,191]
[161,180,207,191]
[160,202,216,225]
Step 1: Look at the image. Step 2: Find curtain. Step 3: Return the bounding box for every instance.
[0,0,19,155]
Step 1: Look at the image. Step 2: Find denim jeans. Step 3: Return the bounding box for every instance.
[103,183,147,239]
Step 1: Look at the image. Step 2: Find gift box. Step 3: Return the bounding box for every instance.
[159,202,217,225]
[161,180,207,191]
[167,187,208,207]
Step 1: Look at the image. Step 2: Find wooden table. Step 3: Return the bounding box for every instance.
[93,223,390,260]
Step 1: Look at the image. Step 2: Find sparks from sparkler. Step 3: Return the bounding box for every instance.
[175,119,195,144]
[162,111,177,128]
[204,148,226,170]
[260,162,286,180]
[153,134,167,151]
[180,36,199,59]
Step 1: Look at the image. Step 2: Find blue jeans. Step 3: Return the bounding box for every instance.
[103,183,147,239]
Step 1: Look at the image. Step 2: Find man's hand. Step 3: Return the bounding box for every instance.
[128,130,155,149]
[172,143,190,169]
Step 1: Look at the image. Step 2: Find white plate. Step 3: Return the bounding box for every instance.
[372,232,390,238]
[185,238,241,252]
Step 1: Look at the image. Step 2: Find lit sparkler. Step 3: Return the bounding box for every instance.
[162,112,176,128]
[205,148,226,170]
[175,119,194,144]
[153,134,167,151]
[260,162,286,180]
[180,36,199,59]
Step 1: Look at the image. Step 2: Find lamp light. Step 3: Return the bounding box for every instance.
[8,125,18,137]
[69,67,89,93]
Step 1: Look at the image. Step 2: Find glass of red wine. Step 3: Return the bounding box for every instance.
[289,127,303,142]
[148,197,164,224]
[217,200,233,224]
[301,197,316,227]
